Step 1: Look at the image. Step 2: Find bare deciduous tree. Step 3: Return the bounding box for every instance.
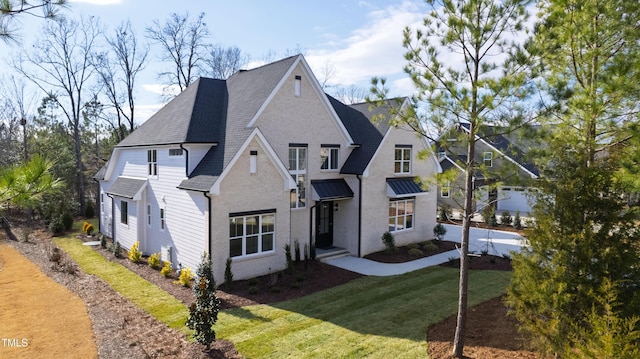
[145,12,209,96]
[14,16,102,214]
[205,45,249,80]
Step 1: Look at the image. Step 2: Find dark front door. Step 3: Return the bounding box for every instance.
[316,201,334,249]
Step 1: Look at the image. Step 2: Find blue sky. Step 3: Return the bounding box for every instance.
[2,0,430,122]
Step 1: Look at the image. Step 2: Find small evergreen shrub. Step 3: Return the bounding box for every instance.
[248,278,259,286]
[48,217,64,235]
[422,241,438,252]
[303,244,309,271]
[481,249,489,256]
[224,258,233,288]
[46,243,62,265]
[160,261,172,277]
[269,286,282,293]
[21,228,31,243]
[99,234,107,248]
[500,211,513,226]
[408,248,424,257]
[177,267,193,287]
[294,239,301,262]
[186,253,220,350]
[113,241,121,258]
[439,205,451,221]
[513,210,523,230]
[248,286,258,295]
[433,223,447,240]
[148,252,161,269]
[85,201,95,218]
[284,244,293,271]
[61,212,74,230]
[407,243,420,250]
[295,272,305,283]
[381,232,396,253]
[127,241,142,263]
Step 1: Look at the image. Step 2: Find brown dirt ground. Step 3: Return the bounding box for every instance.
[2,217,540,358]
[0,243,97,359]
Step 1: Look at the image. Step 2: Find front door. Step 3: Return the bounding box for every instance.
[316,201,334,249]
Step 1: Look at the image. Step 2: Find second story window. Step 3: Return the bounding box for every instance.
[289,145,307,208]
[483,152,493,167]
[147,149,157,176]
[320,145,339,170]
[394,145,412,174]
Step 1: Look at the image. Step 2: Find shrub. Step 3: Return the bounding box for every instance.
[99,234,107,248]
[433,223,447,240]
[500,211,513,226]
[294,239,301,262]
[310,241,316,260]
[82,221,90,233]
[61,212,74,231]
[269,286,282,293]
[408,248,424,257]
[186,253,220,350]
[513,210,523,230]
[422,241,438,252]
[48,217,64,235]
[148,252,161,269]
[177,267,193,287]
[439,205,451,221]
[248,278,259,286]
[284,244,293,271]
[481,249,489,256]
[381,232,396,253]
[86,224,94,236]
[160,261,172,277]
[112,241,121,258]
[303,244,309,271]
[407,243,419,250]
[21,228,31,243]
[127,241,142,263]
[224,258,233,288]
[85,201,95,218]
[295,272,305,283]
[248,286,258,295]
[46,242,62,265]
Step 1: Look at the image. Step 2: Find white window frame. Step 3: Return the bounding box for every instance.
[120,200,128,225]
[441,181,451,198]
[289,146,307,208]
[394,146,412,174]
[147,204,151,226]
[483,151,493,167]
[229,212,276,258]
[388,198,414,232]
[320,145,339,171]
[294,75,301,97]
[147,149,157,176]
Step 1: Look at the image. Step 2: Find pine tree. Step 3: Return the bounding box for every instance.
[186,253,220,350]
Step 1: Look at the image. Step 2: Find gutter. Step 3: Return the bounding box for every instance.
[309,201,319,258]
[179,144,190,177]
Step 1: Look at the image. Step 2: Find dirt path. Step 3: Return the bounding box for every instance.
[0,243,97,359]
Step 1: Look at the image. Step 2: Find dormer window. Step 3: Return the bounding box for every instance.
[147,150,157,176]
[394,145,412,174]
[294,75,301,97]
[483,152,493,167]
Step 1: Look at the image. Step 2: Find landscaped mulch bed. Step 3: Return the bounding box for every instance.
[364,239,458,263]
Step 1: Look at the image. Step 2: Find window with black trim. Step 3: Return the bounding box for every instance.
[229,212,275,258]
[169,148,183,156]
[394,146,412,174]
[320,145,339,170]
[120,200,128,225]
[160,208,165,230]
[441,181,451,198]
[388,198,414,232]
[483,152,493,167]
[289,145,307,208]
[147,149,157,175]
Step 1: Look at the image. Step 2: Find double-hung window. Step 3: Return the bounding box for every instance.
[160,208,165,230]
[229,212,275,258]
[147,149,157,176]
[441,181,451,198]
[289,145,307,208]
[394,145,412,174]
[483,152,493,167]
[388,198,414,232]
[320,145,339,170]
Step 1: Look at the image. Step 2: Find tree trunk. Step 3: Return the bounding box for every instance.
[452,127,476,358]
[74,123,85,215]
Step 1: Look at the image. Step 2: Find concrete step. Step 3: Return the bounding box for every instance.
[316,248,350,262]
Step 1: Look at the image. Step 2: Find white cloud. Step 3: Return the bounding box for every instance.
[142,84,181,98]
[135,103,165,125]
[306,1,426,94]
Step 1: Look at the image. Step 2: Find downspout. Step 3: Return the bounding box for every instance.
[179,144,190,177]
[309,201,319,257]
[203,192,212,257]
[357,175,362,257]
[93,179,101,235]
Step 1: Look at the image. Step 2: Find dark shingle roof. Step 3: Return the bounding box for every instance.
[106,177,147,199]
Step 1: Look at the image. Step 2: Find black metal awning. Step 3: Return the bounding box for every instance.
[386,177,427,198]
[311,179,354,201]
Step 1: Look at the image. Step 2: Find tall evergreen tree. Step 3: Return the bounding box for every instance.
[507,0,640,356]
[371,0,532,356]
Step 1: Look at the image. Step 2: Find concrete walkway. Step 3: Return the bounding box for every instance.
[323,224,528,276]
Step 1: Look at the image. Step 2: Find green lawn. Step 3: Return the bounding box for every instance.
[55,224,511,358]
[53,235,190,334]
[218,267,511,358]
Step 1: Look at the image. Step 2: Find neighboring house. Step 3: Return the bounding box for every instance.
[95,54,441,280]
[436,123,539,215]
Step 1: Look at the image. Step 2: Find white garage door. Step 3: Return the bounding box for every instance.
[497,187,533,214]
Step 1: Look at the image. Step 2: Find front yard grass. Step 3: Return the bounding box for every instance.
[53,235,190,334]
[218,267,511,358]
